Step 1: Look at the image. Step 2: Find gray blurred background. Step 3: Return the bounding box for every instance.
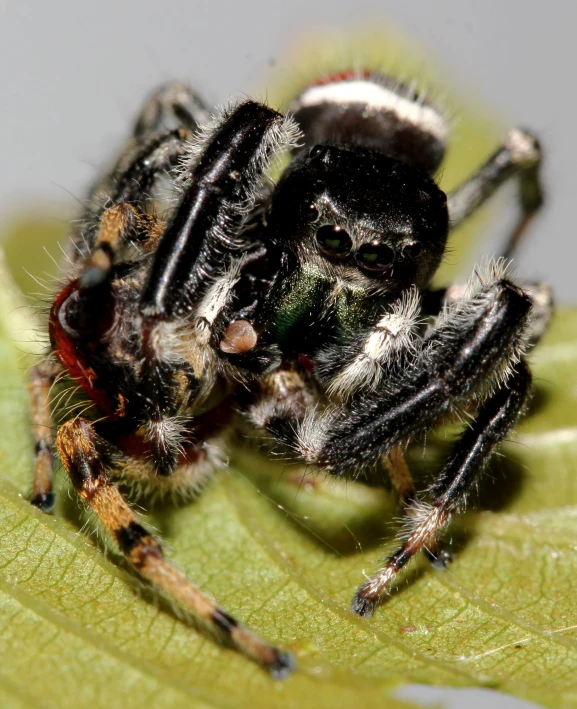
[0,1,575,302]
[0,2,572,707]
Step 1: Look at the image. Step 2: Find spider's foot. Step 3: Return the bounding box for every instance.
[267,649,297,680]
[31,491,56,514]
[223,614,296,679]
[350,588,379,618]
[425,546,453,569]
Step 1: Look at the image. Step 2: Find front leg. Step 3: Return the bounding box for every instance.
[287,276,533,474]
[447,128,543,258]
[261,270,534,615]
[353,361,531,615]
[55,417,294,678]
[140,101,301,319]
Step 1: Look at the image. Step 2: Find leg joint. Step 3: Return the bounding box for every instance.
[506,128,541,169]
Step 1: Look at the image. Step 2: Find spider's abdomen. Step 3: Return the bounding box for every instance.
[288,70,449,173]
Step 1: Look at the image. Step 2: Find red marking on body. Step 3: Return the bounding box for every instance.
[298,354,316,372]
[312,69,371,86]
[49,279,120,418]
[115,432,207,466]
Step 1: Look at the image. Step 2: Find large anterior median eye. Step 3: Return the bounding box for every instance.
[315,225,352,258]
[356,243,395,273]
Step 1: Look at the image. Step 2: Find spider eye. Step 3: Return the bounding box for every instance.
[309,145,328,160]
[307,204,320,222]
[403,242,422,259]
[315,225,352,257]
[356,243,395,273]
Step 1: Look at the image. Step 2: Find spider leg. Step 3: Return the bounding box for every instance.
[55,417,294,678]
[352,361,531,615]
[423,278,553,348]
[260,267,531,479]
[447,128,543,259]
[384,446,452,568]
[78,129,192,287]
[28,360,61,512]
[299,278,532,475]
[265,272,533,615]
[139,100,301,319]
[133,103,301,473]
[132,81,210,137]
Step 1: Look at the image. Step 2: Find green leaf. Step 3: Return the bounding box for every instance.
[1,29,574,708]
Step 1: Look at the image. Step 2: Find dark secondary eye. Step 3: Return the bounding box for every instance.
[356,243,395,273]
[315,225,352,257]
[403,242,422,259]
[307,204,320,222]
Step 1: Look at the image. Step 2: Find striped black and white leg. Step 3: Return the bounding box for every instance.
[260,270,534,615]
[134,102,302,475]
[280,270,533,474]
[352,360,531,615]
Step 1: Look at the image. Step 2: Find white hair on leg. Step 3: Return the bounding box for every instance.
[327,287,422,399]
[428,257,532,391]
[175,101,302,191]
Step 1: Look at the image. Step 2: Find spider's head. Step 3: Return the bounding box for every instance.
[268,144,448,292]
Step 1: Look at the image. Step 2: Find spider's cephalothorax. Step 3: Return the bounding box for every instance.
[29,72,551,677]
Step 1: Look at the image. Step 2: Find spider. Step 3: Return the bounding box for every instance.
[28,71,552,679]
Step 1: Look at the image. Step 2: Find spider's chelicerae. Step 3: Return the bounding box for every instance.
[29,71,553,678]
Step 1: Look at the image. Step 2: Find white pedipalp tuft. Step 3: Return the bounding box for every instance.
[327,287,422,399]
[145,416,188,459]
[294,406,336,465]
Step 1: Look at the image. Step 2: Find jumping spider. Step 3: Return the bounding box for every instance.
[29,71,552,678]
